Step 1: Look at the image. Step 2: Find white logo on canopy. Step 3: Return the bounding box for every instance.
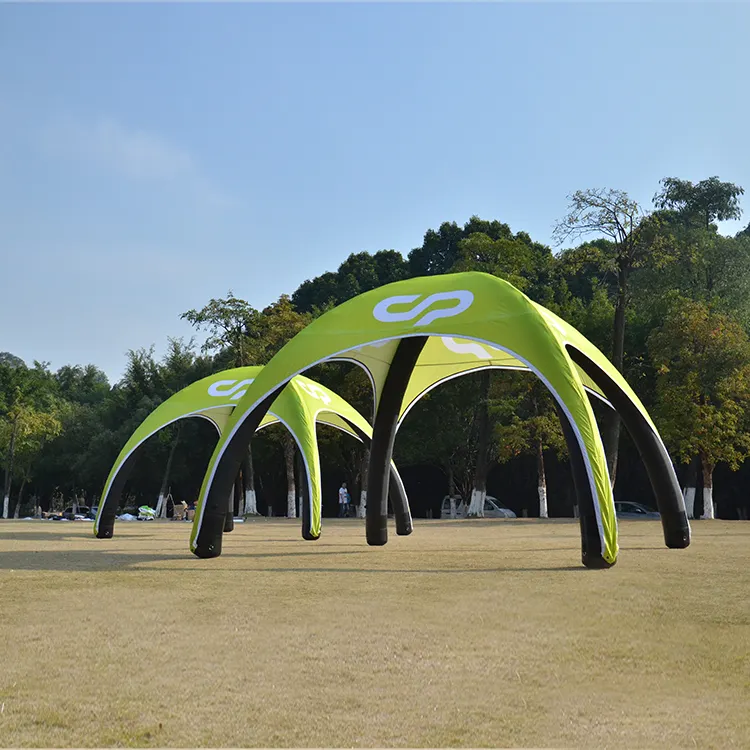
[207,379,255,400]
[373,291,474,327]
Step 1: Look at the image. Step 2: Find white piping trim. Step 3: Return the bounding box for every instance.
[396,365,612,428]
[94,410,223,534]
[328,356,378,418]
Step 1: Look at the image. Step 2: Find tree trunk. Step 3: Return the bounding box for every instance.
[446,464,457,518]
[284,435,296,518]
[2,418,19,519]
[700,455,715,520]
[468,371,491,518]
[243,445,258,515]
[682,455,699,519]
[602,267,628,482]
[357,447,369,518]
[537,438,548,518]
[14,478,27,518]
[156,425,181,518]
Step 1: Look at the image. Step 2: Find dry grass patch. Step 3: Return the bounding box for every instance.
[0,518,748,748]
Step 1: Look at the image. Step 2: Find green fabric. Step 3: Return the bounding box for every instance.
[192,272,648,564]
[94,367,375,539]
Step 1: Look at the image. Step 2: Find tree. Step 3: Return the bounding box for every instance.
[246,295,312,365]
[1,403,61,517]
[467,371,492,517]
[408,221,467,277]
[648,299,750,519]
[407,216,521,278]
[55,364,110,405]
[155,424,181,518]
[396,375,486,515]
[182,295,266,508]
[283,435,296,518]
[452,231,551,295]
[494,375,567,518]
[183,293,312,514]
[0,352,25,369]
[292,250,409,314]
[654,176,744,230]
[0,361,59,517]
[8,406,62,516]
[181,292,261,367]
[553,188,651,480]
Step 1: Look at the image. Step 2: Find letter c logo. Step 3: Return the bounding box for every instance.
[207,378,255,400]
[372,290,474,327]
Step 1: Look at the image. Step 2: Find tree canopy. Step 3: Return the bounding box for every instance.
[3,174,749,521]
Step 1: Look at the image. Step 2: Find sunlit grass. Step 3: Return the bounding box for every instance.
[0,517,748,748]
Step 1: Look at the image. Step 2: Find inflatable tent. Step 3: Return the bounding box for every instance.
[188,272,691,568]
[94,366,404,541]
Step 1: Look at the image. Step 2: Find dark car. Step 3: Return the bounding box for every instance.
[59,505,95,520]
[615,501,660,519]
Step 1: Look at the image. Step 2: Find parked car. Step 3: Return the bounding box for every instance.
[614,501,660,519]
[440,495,517,519]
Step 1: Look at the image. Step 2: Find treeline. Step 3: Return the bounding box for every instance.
[3,176,750,520]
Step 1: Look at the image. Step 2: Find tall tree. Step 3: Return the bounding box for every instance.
[181,292,260,367]
[0,361,59,516]
[654,176,744,230]
[183,293,311,513]
[1,403,61,517]
[467,370,492,517]
[648,299,750,519]
[283,435,296,518]
[292,250,409,314]
[396,375,485,513]
[494,375,567,518]
[553,188,649,480]
[246,295,312,364]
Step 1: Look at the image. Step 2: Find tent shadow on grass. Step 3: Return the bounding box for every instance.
[0,547,588,574]
[0,530,154,543]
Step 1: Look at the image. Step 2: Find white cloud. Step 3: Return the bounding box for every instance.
[42,115,231,207]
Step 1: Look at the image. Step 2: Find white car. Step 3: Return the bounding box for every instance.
[440,495,516,519]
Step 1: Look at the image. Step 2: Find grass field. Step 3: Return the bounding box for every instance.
[0,517,748,749]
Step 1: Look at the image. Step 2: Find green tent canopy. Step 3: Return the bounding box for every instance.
[190,272,690,568]
[94,366,402,541]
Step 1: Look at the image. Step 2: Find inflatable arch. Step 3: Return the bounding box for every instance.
[190,272,691,568]
[94,366,404,541]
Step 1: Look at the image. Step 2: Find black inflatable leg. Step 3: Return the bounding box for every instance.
[193,388,284,559]
[340,416,413,538]
[366,337,427,546]
[194,512,226,559]
[96,512,116,539]
[554,403,614,569]
[95,452,141,539]
[566,347,690,550]
[389,468,412,536]
[298,449,318,541]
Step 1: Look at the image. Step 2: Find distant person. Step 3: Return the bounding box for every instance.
[338,482,349,518]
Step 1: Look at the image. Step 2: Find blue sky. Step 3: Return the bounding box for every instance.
[1,2,748,383]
